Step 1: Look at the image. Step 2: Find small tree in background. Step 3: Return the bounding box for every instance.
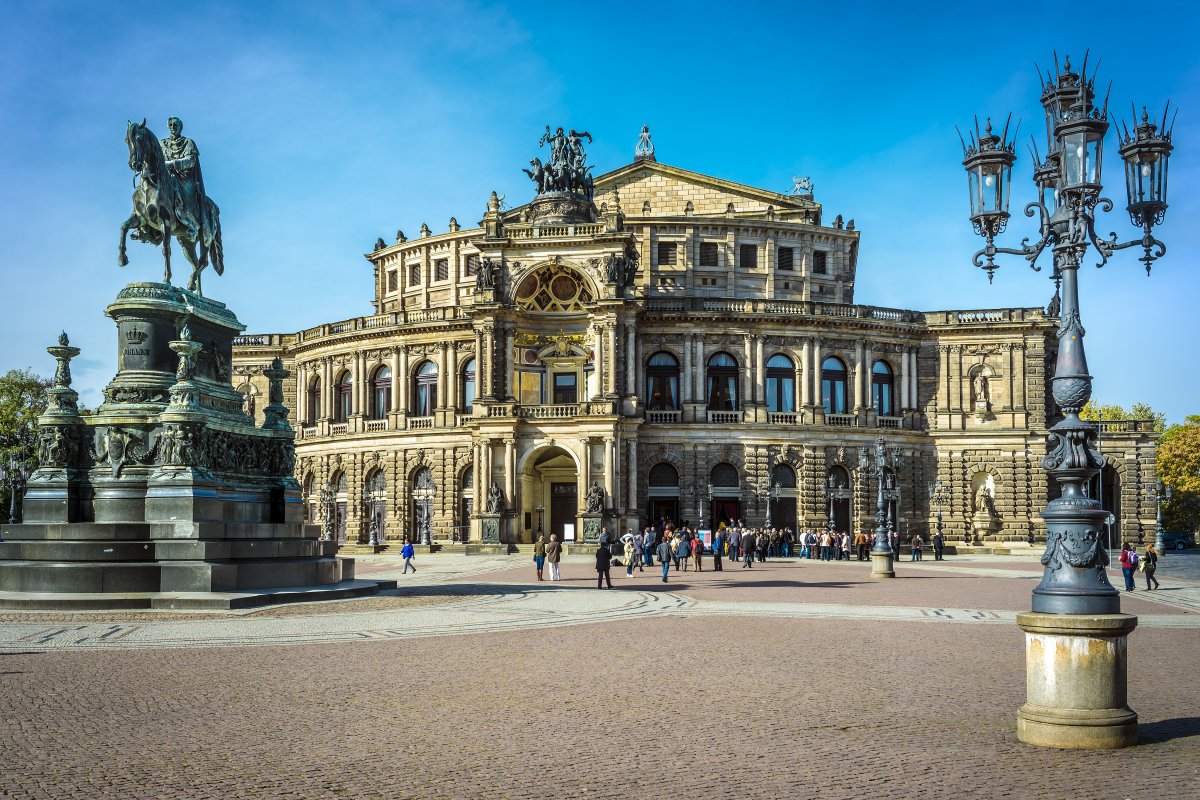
[0,369,51,519]
[1158,415,1200,533]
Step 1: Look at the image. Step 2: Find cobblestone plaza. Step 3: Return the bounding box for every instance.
[1,552,1197,799]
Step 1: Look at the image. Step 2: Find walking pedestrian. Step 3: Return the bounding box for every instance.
[631,531,645,572]
[401,538,416,574]
[657,537,672,583]
[643,528,656,566]
[691,533,704,572]
[1118,543,1137,591]
[819,531,830,561]
[729,527,742,563]
[533,533,546,581]
[546,534,563,581]
[596,540,613,588]
[910,533,923,561]
[1142,544,1159,590]
[624,536,636,577]
[676,533,690,572]
[742,536,754,568]
[854,529,868,561]
[932,530,945,561]
[712,530,724,571]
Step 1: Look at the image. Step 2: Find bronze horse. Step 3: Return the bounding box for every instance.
[119,120,224,295]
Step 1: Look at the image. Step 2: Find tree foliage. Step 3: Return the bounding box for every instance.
[1157,415,1200,533]
[0,369,50,462]
[1080,400,1166,432]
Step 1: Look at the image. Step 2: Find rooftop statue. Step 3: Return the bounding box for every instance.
[527,125,595,200]
[635,125,655,161]
[792,176,814,195]
[119,117,225,296]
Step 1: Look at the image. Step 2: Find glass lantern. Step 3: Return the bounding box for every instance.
[1119,105,1174,227]
[962,119,1017,233]
[1057,113,1108,193]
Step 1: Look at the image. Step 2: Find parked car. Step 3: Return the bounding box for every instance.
[1162,531,1196,551]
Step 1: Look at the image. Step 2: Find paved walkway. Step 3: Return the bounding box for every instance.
[1,553,1197,799]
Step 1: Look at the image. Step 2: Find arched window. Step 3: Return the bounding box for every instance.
[872,360,894,416]
[370,366,391,420]
[646,352,680,410]
[827,465,851,490]
[821,357,848,415]
[307,378,321,423]
[706,352,739,411]
[461,359,476,413]
[413,360,438,417]
[303,473,315,522]
[710,462,739,487]
[334,371,353,423]
[364,469,387,544]
[771,463,797,488]
[765,354,795,413]
[648,462,680,487]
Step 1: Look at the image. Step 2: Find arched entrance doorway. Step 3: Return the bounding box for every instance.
[647,462,680,528]
[519,446,580,544]
[771,463,798,532]
[364,469,386,544]
[331,471,348,544]
[710,462,741,529]
[411,467,435,544]
[826,466,851,534]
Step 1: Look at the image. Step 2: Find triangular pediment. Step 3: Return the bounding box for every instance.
[592,160,819,219]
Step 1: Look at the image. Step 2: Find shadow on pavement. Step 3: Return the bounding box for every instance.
[1139,716,1200,743]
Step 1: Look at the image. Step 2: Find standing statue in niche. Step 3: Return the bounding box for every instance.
[486,482,505,513]
[585,480,604,513]
[974,482,998,518]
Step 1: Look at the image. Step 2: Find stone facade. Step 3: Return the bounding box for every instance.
[232,157,1158,548]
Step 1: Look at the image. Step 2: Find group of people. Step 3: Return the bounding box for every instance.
[1118,542,1161,591]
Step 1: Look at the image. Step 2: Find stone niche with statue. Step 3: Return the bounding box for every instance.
[0,283,385,608]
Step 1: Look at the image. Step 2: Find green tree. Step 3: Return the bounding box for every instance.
[1080,400,1166,432]
[0,369,50,520]
[1157,415,1200,533]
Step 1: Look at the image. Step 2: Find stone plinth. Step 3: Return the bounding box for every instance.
[1016,612,1138,749]
[478,512,503,543]
[870,548,895,578]
[0,283,374,608]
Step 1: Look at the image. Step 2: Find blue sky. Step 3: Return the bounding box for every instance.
[1,1,1198,422]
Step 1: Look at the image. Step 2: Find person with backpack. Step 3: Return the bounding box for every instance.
[1118,543,1138,591]
[656,537,673,583]
[691,533,704,572]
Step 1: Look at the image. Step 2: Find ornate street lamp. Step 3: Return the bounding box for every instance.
[858,437,897,578]
[1153,480,1171,555]
[821,472,836,539]
[748,475,779,529]
[0,453,29,527]
[534,504,545,534]
[929,479,947,542]
[958,52,1176,750]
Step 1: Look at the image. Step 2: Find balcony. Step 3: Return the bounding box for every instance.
[518,404,579,419]
[706,410,743,424]
[767,412,803,425]
[330,423,349,435]
[646,409,682,424]
[825,413,857,427]
[364,419,388,432]
[408,416,434,430]
[876,415,902,429]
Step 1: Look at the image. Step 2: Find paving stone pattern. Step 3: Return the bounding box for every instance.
[0,553,1197,799]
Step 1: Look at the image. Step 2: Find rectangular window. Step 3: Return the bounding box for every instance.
[408,264,422,285]
[812,251,828,274]
[387,270,398,292]
[465,255,480,276]
[519,371,543,405]
[553,373,577,404]
[657,241,677,266]
[740,243,758,269]
[434,259,449,281]
[699,242,719,266]
[777,247,794,271]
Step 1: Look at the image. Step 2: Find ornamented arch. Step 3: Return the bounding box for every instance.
[512,262,597,312]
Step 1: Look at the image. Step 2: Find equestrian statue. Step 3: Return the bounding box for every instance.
[120,117,224,295]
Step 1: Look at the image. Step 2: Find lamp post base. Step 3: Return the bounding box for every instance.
[870,550,895,578]
[1016,612,1138,749]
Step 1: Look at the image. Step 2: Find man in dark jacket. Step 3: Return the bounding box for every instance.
[656,539,673,583]
[596,541,613,588]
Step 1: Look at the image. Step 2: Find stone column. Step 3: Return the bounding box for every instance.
[398,347,410,415]
[505,325,515,401]
[353,351,365,416]
[481,439,492,500]
[437,342,449,410]
[755,336,765,406]
[604,437,615,510]
[504,438,515,512]
[389,350,401,413]
[446,341,458,412]
[322,358,333,420]
[811,339,822,409]
[474,327,485,399]
[695,336,706,402]
[800,339,812,407]
[625,323,636,397]
[606,323,617,396]
[853,341,864,411]
[863,344,874,412]
[742,335,753,408]
[593,323,604,400]
[472,442,482,511]
[627,439,637,514]
[482,325,495,399]
[682,332,693,403]
[900,347,911,410]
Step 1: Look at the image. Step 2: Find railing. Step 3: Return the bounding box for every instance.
[640,296,922,323]
[455,414,474,427]
[825,413,857,427]
[330,423,348,435]
[706,410,743,424]
[646,409,682,423]
[956,310,1007,323]
[768,412,802,425]
[508,223,606,239]
[300,425,317,439]
[364,419,388,432]
[876,415,902,429]
[231,334,273,346]
[1096,419,1155,433]
[293,306,464,343]
[408,417,433,430]
[518,404,579,419]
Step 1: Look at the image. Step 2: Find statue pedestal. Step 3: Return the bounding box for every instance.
[581,513,604,544]
[479,512,503,544]
[1016,612,1138,749]
[0,283,384,608]
[972,512,999,543]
